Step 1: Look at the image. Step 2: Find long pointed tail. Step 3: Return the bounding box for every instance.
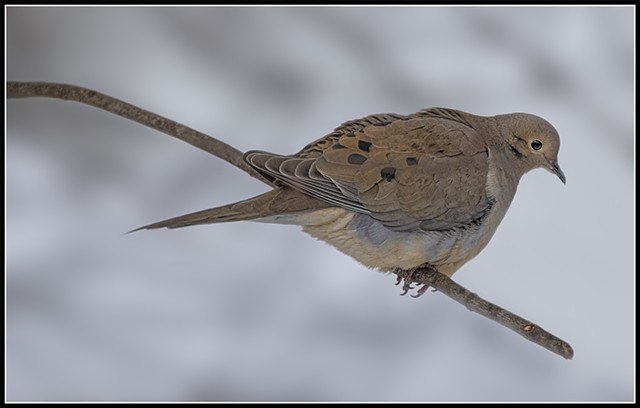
[129,187,331,232]
[129,192,275,232]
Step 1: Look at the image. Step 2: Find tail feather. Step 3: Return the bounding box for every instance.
[129,187,331,232]
[128,203,261,232]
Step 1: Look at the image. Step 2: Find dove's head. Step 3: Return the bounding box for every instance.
[498,113,565,184]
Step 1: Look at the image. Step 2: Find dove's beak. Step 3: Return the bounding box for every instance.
[549,160,566,184]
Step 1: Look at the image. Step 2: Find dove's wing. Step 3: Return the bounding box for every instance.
[245,108,494,232]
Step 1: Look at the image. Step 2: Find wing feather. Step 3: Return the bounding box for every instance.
[244,108,493,232]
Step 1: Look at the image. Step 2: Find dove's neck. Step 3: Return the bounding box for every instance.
[482,153,522,247]
[476,118,523,217]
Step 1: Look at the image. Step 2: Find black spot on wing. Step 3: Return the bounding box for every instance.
[348,153,367,165]
[358,140,372,152]
[405,157,418,166]
[380,167,396,181]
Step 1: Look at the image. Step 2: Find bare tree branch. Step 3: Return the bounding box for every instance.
[395,268,574,359]
[7,81,574,360]
[7,81,272,186]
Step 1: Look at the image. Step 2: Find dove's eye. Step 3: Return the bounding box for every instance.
[531,139,543,151]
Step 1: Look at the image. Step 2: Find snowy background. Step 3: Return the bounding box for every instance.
[6,6,634,402]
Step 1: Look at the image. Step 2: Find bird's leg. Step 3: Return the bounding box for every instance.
[410,283,432,298]
[394,271,414,295]
[396,263,437,297]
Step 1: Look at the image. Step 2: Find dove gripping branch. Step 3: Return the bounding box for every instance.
[134,108,566,297]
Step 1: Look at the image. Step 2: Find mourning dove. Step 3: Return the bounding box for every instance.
[135,108,564,295]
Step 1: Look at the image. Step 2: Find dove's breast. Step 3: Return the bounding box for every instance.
[292,204,503,277]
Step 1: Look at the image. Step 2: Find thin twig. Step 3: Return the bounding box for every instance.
[7,81,573,360]
[7,81,272,185]
[394,268,574,359]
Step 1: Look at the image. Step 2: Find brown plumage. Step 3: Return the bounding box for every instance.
[134,108,564,283]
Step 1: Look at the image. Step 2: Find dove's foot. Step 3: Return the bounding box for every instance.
[395,263,437,297]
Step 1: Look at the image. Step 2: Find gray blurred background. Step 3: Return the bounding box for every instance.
[6,6,634,402]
